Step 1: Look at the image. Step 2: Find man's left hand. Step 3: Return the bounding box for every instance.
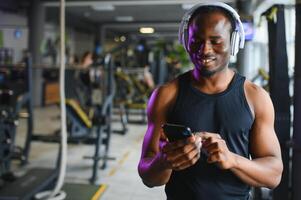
[199,132,237,170]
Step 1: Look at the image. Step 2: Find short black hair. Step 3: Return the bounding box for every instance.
[189,6,236,34]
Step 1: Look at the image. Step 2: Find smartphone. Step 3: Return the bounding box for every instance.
[162,123,192,142]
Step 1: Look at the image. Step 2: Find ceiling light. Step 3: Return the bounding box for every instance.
[120,36,126,42]
[115,16,134,22]
[92,4,115,11]
[114,37,120,42]
[139,27,155,34]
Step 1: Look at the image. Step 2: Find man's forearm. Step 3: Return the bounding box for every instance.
[138,154,172,187]
[230,153,283,189]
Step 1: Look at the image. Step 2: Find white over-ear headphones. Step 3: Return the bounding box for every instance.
[178,2,245,56]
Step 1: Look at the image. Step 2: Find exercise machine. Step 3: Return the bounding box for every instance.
[28,54,115,183]
[0,57,58,200]
[114,68,149,124]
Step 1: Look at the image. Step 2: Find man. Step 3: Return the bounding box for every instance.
[138,2,283,200]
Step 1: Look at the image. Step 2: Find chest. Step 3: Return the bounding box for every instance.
[169,93,253,134]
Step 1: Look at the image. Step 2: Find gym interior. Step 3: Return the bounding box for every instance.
[0,0,300,199]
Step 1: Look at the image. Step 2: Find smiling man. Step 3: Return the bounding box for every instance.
[138,2,283,200]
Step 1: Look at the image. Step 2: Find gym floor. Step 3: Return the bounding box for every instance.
[13,105,165,200]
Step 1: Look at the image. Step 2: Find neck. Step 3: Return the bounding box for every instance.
[191,68,235,94]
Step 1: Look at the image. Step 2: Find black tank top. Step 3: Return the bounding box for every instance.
[166,71,254,200]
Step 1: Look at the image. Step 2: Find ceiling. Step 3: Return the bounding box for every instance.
[1,0,295,42]
[43,0,239,41]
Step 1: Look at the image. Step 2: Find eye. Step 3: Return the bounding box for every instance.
[211,39,223,45]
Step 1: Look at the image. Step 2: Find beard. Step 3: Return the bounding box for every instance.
[190,52,230,77]
[198,63,227,77]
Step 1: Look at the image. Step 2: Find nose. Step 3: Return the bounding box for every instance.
[199,40,213,55]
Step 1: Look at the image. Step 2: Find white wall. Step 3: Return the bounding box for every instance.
[0,10,95,65]
[0,10,27,26]
[0,10,28,63]
[285,7,295,76]
[246,18,269,80]
[42,23,95,65]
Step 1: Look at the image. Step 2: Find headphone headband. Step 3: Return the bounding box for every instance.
[179,2,245,56]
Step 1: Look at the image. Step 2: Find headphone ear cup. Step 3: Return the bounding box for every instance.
[178,16,190,52]
[230,30,240,56]
[178,21,185,46]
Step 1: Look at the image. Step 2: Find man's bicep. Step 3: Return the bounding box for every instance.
[250,122,281,159]
[249,91,281,159]
[141,87,173,159]
[141,122,162,158]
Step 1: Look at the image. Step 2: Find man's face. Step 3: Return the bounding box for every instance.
[187,11,232,77]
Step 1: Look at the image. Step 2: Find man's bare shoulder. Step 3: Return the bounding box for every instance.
[244,79,273,117]
[158,78,178,95]
[244,80,270,99]
[147,76,182,119]
[149,78,179,106]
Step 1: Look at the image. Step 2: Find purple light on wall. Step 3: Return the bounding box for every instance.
[242,21,254,41]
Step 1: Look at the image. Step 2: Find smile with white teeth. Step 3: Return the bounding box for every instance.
[201,58,215,64]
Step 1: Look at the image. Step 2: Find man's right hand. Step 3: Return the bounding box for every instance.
[161,135,202,171]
